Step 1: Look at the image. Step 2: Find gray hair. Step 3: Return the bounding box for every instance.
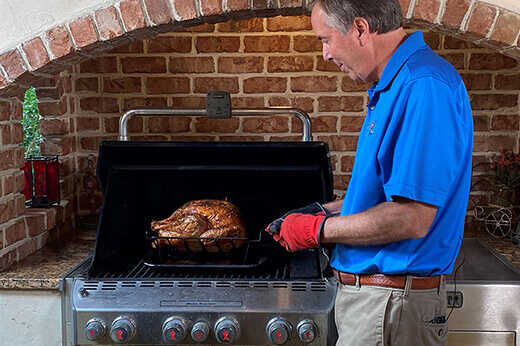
[311,0,403,34]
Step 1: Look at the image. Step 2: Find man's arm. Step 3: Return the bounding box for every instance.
[322,199,343,215]
[321,197,437,246]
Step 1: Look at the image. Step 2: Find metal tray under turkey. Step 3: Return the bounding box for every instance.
[144,231,271,271]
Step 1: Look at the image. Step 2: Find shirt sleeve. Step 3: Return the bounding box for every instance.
[378,77,469,208]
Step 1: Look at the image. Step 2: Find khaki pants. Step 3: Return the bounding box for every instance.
[334,276,447,346]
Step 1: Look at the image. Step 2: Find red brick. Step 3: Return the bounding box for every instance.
[170,57,215,73]
[467,2,497,38]
[266,15,311,31]
[80,57,118,73]
[490,11,520,46]
[217,18,263,32]
[80,97,119,113]
[110,40,144,53]
[443,36,478,49]
[340,155,356,172]
[231,97,265,109]
[244,36,290,52]
[243,77,287,93]
[145,0,174,25]
[14,172,25,195]
[0,124,11,145]
[194,77,239,93]
[172,0,198,20]
[3,175,14,195]
[472,115,489,131]
[123,97,168,112]
[121,57,167,73]
[104,116,143,133]
[491,114,519,131]
[226,0,249,12]
[243,117,289,133]
[0,49,27,80]
[0,199,15,223]
[469,53,517,70]
[473,134,516,151]
[268,56,313,72]
[25,212,46,237]
[148,36,192,53]
[291,76,337,92]
[172,96,206,109]
[269,96,314,113]
[279,0,304,11]
[342,78,371,92]
[178,23,215,33]
[340,116,365,132]
[0,74,7,89]
[298,115,337,133]
[0,249,16,271]
[148,117,192,133]
[294,35,322,52]
[76,117,100,131]
[440,53,465,69]
[0,101,10,121]
[69,16,98,48]
[41,136,74,156]
[218,57,263,73]
[495,73,520,90]
[319,96,364,112]
[333,174,350,190]
[12,123,23,145]
[317,135,358,151]
[442,0,471,28]
[17,239,38,261]
[200,0,223,16]
[194,118,239,133]
[400,0,411,17]
[5,218,26,245]
[460,73,492,90]
[120,0,147,30]
[103,77,142,93]
[22,38,50,70]
[220,135,264,141]
[75,77,99,92]
[470,94,517,110]
[45,26,74,59]
[413,0,441,23]
[146,77,190,94]
[95,7,124,40]
[423,32,441,50]
[40,118,68,135]
[196,37,240,52]
[38,98,67,116]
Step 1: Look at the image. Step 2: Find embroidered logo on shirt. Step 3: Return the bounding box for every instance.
[367,121,375,135]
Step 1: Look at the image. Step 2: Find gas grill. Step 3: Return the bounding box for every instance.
[61,106,338,345]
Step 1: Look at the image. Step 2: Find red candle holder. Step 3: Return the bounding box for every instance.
[23,156,60,208]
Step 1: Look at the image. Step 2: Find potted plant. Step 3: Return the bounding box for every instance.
[21,87,60,208]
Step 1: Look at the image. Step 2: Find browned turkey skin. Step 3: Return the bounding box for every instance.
[150,200,247,252]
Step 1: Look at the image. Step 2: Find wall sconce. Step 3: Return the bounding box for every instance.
[23,156,60,208]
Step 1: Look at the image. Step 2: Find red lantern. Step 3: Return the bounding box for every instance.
[23,156,60,208]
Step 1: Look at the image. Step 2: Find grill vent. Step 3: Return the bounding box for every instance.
[272,282,289,289]
[233,282,250,288]
[159,282,174,288]
[83,282,99,291]
[121,282,137,288]
[291,282,308,292]
[252,282,269,289]
[177,282,194,288]
[139,282,156,288]
[311,282,327,291]
[196,282,212,288]
[102,282,117,290]
[216,281,231,288]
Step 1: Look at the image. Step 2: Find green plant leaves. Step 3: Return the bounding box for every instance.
[21,86,42,158]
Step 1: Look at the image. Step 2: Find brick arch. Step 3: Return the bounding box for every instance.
[0,0,518,98]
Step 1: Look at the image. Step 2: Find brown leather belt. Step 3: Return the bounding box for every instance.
[333,269,442,290]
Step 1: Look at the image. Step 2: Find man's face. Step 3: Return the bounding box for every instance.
[311,4,368,82]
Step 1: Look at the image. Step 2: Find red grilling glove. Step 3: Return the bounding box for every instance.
[265,213,327,252]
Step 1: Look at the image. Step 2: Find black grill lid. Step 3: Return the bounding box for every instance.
[90,141,334,276]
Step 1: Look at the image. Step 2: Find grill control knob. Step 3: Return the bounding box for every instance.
[266,318,292,345]
[162,317,187,344]
[85,318,106,341]
[297,320,317,343]
[191,321,210,343]
[215,317,240,344]
[110,316,136,344]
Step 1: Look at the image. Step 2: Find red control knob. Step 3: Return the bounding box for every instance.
[297,320,317,343]
[266,317,292,345]
[85,318,106,341]
[110,316,136,344]
[215,317,240,344]
[162,317,187,344]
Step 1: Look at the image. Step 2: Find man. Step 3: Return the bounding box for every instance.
[265,0,473,345]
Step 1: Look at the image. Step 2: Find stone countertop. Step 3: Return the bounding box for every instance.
[1,231,520,290]
[0,230,95,290]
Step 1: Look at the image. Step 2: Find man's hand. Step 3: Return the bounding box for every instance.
[266,213,327,252]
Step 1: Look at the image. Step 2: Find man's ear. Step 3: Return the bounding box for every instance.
[353,17,370,46]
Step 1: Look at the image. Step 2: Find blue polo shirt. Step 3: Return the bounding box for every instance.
[330,31,473,276]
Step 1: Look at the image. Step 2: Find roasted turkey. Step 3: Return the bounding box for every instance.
[150,199,247,252]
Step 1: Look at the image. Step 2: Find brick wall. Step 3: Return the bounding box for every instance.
[68,16,519,225]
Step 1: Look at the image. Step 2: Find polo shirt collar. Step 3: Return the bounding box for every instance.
[373,31,427,92]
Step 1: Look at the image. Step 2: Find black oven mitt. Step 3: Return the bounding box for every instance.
[266,202,326,235]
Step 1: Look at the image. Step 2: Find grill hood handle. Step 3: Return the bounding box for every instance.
[118,107,312,142]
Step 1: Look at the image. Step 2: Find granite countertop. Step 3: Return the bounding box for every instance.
[0,230,95,290]
[1,230,520,290]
